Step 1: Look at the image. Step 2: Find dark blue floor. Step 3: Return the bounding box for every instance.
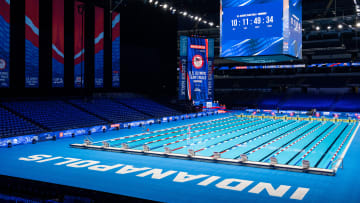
[0,114,359,202]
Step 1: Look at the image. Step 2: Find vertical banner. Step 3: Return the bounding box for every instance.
[94,6,104,88]
[288,0,302,58]
[0,0,10,88]
[25,0,39,88]
[74,0,85,88]
[52,0,64,87]
[112,12,120,88]
[187,37,208,103]
[207,38,214,101]
[178,36,187,100]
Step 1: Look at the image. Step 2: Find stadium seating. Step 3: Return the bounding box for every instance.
[68,98,152,123]
[219,92,360,112]
[279,94,336,111]
[333,94,360,112]
[0,106,44,138]
[116,98,182,118]
[1,100,108,131]
[258,94,285,109]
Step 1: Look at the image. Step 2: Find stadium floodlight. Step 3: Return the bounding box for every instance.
[338,24,343,29]
[315,26,320,31]
[143,1,214,28]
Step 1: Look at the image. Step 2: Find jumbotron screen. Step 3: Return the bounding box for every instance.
[220,0,302,59]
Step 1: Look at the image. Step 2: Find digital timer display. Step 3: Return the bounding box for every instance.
[220,0,302,59]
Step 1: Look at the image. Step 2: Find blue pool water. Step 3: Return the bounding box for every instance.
[89,113,358,170]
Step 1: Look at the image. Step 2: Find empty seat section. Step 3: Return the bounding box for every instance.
[333,95,360,112]
[2,100,107,131]
[69,98,151,123]
[117,98,182,118]
[0,106,44,138]
[280,95,336,110]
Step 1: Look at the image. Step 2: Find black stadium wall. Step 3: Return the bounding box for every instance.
[120,1,178,97]
[1,0,178,97]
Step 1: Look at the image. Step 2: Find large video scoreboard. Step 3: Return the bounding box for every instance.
[220,0,302,62]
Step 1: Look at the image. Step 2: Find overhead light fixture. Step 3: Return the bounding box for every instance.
[146,1,215,27]
[338,24,343,29]
[356,22,360,27]
[315,26,320,31]
[327,26,331,30]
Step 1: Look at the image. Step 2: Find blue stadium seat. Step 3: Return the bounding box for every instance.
[68,98,152,123]
[1,100,108,131]
[116,98,183,118]
[0,107,44,138]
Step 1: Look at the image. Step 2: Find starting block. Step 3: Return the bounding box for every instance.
[213,152,221,159]
[121,143,129,149]
[302,160,310,169]
[165,147,171,154]
[102,141,110,148]
[188,149,195,157]
[143,144,150,152]
[270,157,278,165]
[84,139,92,145]
[240,154,248,162]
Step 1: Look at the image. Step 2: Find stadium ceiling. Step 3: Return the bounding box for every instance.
[170,0,356,20]
[92,0,358,30]
[164,0,357,30]
[93,0,357,18]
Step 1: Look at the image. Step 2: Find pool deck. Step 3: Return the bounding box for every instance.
[1,115,360,202]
